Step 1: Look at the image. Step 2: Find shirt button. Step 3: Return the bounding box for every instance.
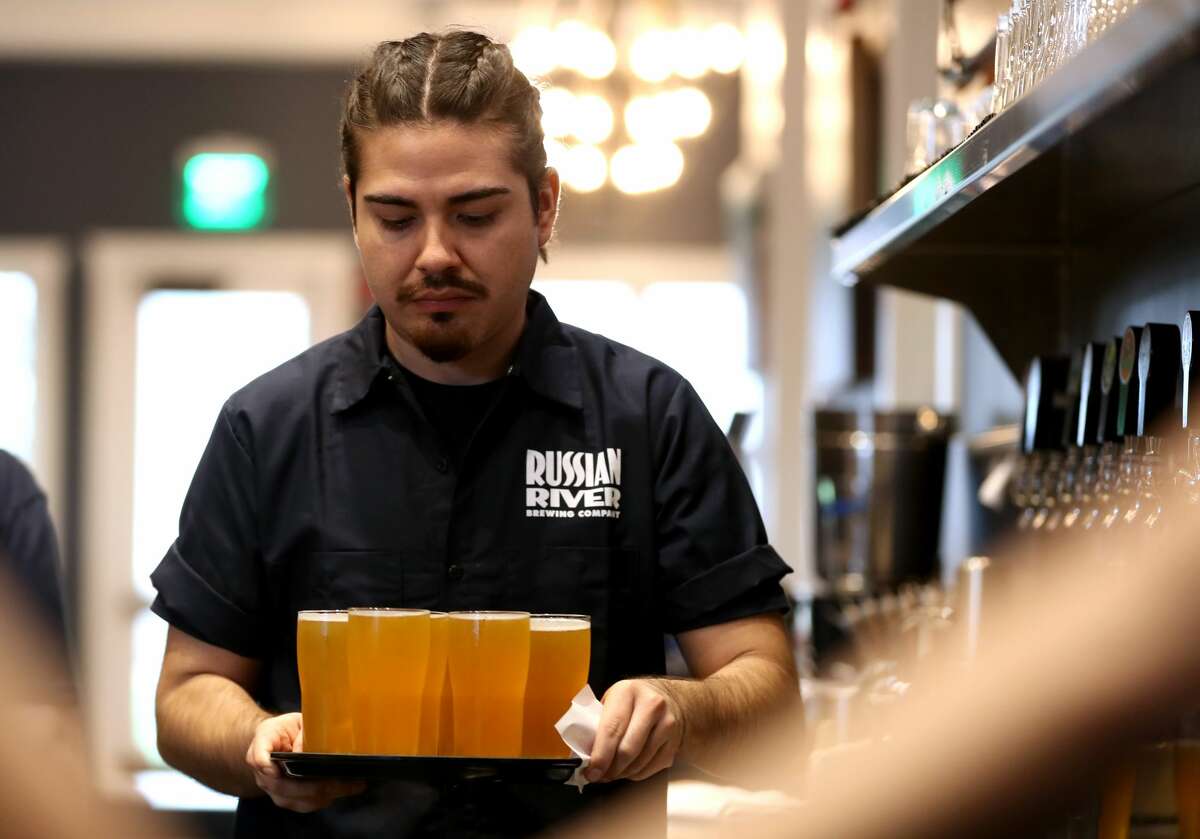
[435,456,449,473]
[447,564,464,582]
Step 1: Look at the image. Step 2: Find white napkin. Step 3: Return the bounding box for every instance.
[554,684,604,790]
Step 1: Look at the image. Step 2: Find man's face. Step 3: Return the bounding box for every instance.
[345,121,558,365]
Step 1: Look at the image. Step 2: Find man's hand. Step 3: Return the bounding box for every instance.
[585,680,684,783]
[245,712,365,813]
[583,616,797,784]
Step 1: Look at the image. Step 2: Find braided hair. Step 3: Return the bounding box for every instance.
[340,31,550,261]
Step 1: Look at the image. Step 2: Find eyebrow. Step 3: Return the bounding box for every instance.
[363,186,512,208]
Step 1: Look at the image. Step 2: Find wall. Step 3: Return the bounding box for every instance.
[0,61,737,243]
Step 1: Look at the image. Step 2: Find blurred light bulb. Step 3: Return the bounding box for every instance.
[544,137,570,171]
[751,97,785,139]
[706,22,745,74]
[555,21,617,79]
[540,86,577,139]
[630,29,674,83]
[561,144,607,192]
[610,142,684,194]
[805,35,837,77]
[672,26,710,79]
[667,87,713,139]
[624,94,669,143]
[572,94,614,144]
[510,25,558,78]
[746,19,786,83]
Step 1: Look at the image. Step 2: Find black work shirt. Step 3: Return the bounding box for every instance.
[151,291,790,838]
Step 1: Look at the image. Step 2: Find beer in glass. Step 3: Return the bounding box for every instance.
[1097,757,1137,839]
[522,614,591,758]
[296,610,353,753]
[417,612,449,755]
[1177,739,1200,839]
[347,608,431,755]
[437,667,454,755]
[448,611,530,757]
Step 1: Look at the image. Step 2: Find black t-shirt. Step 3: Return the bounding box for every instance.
[394,363,508,470]
[151,291,791,838]
[0,450,72,701]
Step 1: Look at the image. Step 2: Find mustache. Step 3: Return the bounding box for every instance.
[396,273,489,302]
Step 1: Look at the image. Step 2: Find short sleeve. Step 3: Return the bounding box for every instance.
[150,403,267,658]
[651,379,792,634]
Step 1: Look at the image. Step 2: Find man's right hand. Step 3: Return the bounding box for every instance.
[245,712,366,813]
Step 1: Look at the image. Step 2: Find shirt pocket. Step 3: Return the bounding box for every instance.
[291,550,410,612]
[509,546,637,694]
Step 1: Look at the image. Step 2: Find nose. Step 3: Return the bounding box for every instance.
[414,220,462,278]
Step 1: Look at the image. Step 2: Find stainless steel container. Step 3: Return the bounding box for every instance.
[814,408,955,595]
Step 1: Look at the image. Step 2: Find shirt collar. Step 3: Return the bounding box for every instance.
[512,289,583,412]
[330,290,582,414]
[329,306,391,414]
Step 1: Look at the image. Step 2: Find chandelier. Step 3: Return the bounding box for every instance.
[509,9,749,196]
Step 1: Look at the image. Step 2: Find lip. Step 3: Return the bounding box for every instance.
[410,295,477,313]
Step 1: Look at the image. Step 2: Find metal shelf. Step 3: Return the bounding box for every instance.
[834,0,1200,280]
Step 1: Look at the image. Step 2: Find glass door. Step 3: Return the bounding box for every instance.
[80,232,359,805]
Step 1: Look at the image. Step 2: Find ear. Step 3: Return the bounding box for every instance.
[342,175,360,248]
[536,167,561,251]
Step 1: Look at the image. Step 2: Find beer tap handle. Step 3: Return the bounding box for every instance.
[1023,356,1071,454]
[1117,326,1144,440]
[1096,337,1124,446]
[1078,342,1108,449]
[1137,322,1183,439]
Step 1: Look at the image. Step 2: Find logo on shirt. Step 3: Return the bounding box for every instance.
[525,448,622,519]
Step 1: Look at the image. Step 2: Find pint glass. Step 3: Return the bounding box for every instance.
[438,667,454,755]
[1178,740,1200,839]
[296,610,353,753]
[417,612,449,755]
[1097,756,1137,839]
[347,608,431,755]
[522,615,591,758]
[448,611,530,757]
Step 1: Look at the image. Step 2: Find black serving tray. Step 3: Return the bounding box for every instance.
[271,752,581,784]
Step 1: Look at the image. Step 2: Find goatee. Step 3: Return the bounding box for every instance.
[412,313,474,363]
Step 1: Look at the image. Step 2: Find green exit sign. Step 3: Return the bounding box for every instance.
[181,152,270,231]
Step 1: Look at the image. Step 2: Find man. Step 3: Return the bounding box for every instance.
[0,449,72,702]
[152,30,796,838]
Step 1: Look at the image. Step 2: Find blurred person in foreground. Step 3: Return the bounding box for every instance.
[0,554,173,838]
[151,30,797,838]
[0,450,73,703]
[554,470,1200,839]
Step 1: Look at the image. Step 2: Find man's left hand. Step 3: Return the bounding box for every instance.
[584,679,684,782]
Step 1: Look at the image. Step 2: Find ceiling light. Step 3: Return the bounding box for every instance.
[672,26,710,79]
[556,21,617,79]
[610,142,684,194]
[666,87,713,139]
[561,144,608,192]
[630,29,674,83]
[510,25,558,78]
[540,86,577,139]
[706,23,746,74]
[572,94,614,144]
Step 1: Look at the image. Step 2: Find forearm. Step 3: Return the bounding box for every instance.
[648,652,799,773]
[157,673,272,797]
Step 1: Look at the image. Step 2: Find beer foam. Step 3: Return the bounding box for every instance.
[298,611,348,622]
[449,611,529,621]
[348,608,429,618]
[531,617,590,631]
